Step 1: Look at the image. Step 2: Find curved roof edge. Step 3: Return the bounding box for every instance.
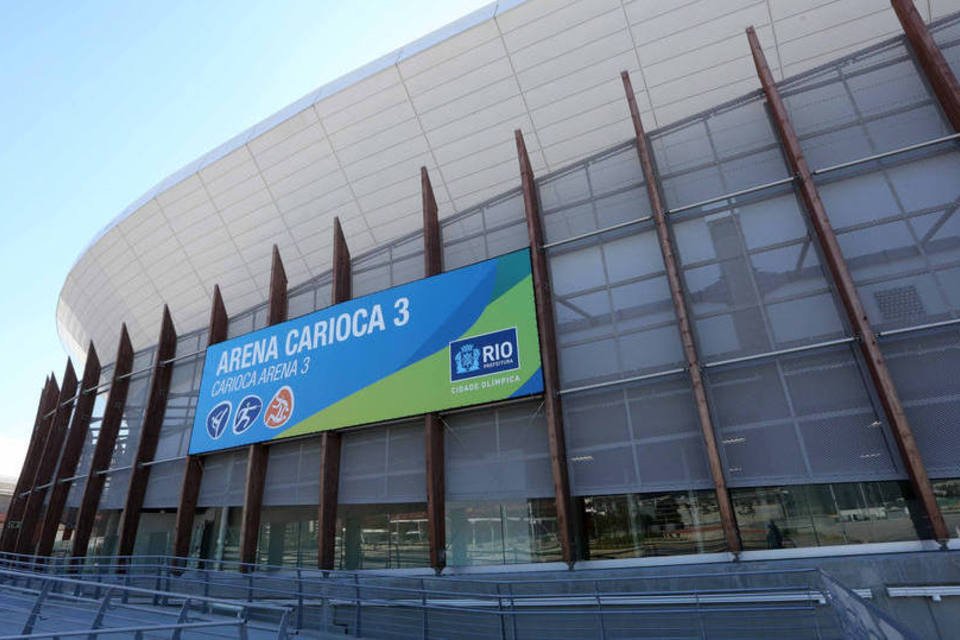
[72,0,528,271]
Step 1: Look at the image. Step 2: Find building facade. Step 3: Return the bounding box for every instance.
[5,0,960,572]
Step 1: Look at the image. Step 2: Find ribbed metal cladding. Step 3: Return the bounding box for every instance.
[746,25,950,542]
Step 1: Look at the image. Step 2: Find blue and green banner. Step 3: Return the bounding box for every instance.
[189,249,543,454]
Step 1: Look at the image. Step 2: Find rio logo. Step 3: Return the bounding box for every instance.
[264,386,295,429]
[449,327,520,382]
[205,401,232,440]
[233,395,263,435]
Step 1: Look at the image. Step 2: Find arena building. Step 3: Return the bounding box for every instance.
[5,0,960,577]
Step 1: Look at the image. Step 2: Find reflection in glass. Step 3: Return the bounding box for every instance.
[132,511,176,557]
[335,503,429,570]
[189,507,242,567]
[445,499,561,566]
[88,510,121,558]
[933,479,960,538]
[578,491,725,559]
[732,481,924,550]
[256,506,318,567]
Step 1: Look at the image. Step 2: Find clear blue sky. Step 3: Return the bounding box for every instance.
[0,0,489,480]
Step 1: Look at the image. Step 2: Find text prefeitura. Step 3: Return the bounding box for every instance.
[215,297,410,376]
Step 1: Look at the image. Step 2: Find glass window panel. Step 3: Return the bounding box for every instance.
[580,490,725,559]
[446,498,560,566]
[733,482,923,550]
[336,503,428,570]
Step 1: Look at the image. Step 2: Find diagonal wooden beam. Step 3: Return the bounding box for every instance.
[1,376,58,552]
[172,284,229,562]
[318,217,351,570]
[17,360,78,553]
[620,71,743,555]
[421,167,446,573]
[239,246,288,569]
[746,26,950,543]
[117,306,178,560]
[514,130,574,566]
[891,0,960,131]
[71,325,135,560]
[36,343,102,556]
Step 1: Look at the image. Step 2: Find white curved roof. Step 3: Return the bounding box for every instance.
[57,0,957,360]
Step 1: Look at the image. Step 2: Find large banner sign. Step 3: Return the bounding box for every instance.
[189,249,543,454]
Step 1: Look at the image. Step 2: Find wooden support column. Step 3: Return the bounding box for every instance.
[71,326,134,559]
[317,217,351,570]
[514,130,574,565]
[747,26,950,543]
[117,306,178,559]
[239,246,287,569]
[2,377,58,552]
[172,285,229,561]
[421,167,446,573]
[892,0,960,131]
[17,360,79,554]
[36,343,102,556]
[620,72,743,555]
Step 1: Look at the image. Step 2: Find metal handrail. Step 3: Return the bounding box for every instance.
[0,620,245,639]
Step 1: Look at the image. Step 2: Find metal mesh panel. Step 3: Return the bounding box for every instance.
[445,401,553,501]
[107,371,151,470]
[932,12,960,78]
[155,353,203,460]
[547,224,684,389]
[673,188,847,360]
[131,346,155,372]
[705,344,904,487]
[441,190,526,270]
[197,449,248,507]
[651,96,789,210]
[563,373,712,496]
[99,469,131,510]
[882,326,960,478]
[820,148,960,331]
[175,330,206,358]
[352,233,425,298]
[339,421,425,505]
[263,437,322,506]
[781,35,950,169]
[538,143,650,244]
[227,304,269,339]
[66,476,86,510]
[143,459,186,509]
[93,369,152,502]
